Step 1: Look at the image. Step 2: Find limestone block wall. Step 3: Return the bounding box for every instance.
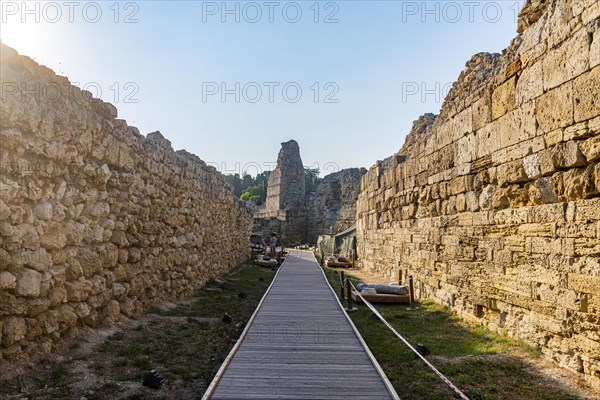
[356,0,600,387]
[306,168,366,243]
[0,44,252,360]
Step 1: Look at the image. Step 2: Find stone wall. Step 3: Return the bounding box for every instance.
[0,44,252,360]
[356,0,600,387]
[306,168,366,243]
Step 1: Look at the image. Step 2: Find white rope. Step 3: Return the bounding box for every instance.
[348,280,470,400]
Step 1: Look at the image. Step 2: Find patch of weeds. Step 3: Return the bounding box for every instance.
[69,342,81,350]
[133,355,151,369]
[50,364,71,381]
[73,353,88,361]
[110,331,125,341]
[93,362,105,372]
[113,358,128,367]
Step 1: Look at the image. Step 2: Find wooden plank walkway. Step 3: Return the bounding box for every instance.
[204,250,398,400]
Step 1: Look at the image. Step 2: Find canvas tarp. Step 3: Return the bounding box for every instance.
[316,225,356,258]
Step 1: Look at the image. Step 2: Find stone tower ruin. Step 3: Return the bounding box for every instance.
[265,140,306,212]
[254,140,308,245]
[253,140,365,246]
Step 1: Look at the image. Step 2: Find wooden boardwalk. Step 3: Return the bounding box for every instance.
[205,250,398,400]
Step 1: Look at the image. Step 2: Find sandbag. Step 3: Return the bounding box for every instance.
[356,283,408,295]
[360,288,378,296]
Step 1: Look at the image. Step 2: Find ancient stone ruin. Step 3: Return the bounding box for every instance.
[0,44,251,360]
[253,140,365,245]
[356,0,600,388]
[306,167,366,243]
[0,0,598,390]
[254,140,308,245]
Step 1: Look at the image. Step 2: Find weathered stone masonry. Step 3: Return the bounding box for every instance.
[253,140,365,245]
[357,0,600,387]
[306,168,366,244]
[0,44,251,360]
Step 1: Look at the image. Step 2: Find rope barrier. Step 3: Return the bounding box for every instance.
[347,280,471,400]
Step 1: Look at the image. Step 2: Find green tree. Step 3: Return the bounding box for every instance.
[304,167,320,194]
[240,184,263,204]
[225,170,271,204]
[224,173,243,197]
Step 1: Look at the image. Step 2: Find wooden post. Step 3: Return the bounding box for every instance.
[409,275,415,305]
[340,271,345,300]
[398,269,403,285]
[346,278,353,310]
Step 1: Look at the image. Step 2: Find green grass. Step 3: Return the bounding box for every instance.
[323,268,582,400]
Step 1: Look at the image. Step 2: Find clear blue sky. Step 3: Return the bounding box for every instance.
[1,0,524,176]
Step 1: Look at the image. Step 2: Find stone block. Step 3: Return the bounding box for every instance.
[536,82,574,134]
[91,99,117,119]
[0,200,10,221]
[538,149,557,176]
[101,300,121,326]
[48,287,67,308]
[567,273,600,294]
[498,102,537,149]
[472,92,492,130]
[540,0,572,48]
[492,76,517,120]
[57,304,77,332]
[542,29,590,91]
[64,279,93,302]
[564,121,592,141]
[591,29,600,69]
[479,185,494,210]
[553,141,586,169]
[16,268,42,298]
[523,154,542,179]
[33,203,53,221]
[573,66,600,123]
[26,298,50,318]
[531,177,559,204]
[516,61,544,105]
[575,198,600,222]
[39,223,67,250]
[0,271,17,290]
[580,135,600,162]
[545,128,564,147]
[455,133,477,165]
[581,1,600,24]
[2,317,26,347]
[595,164,600,194]
[498,160,529,187]
[17,248,52,272]
[475,124,499,158]
[552,167,597,202]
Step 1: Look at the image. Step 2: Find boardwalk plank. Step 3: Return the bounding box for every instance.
[207,250,396,400]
